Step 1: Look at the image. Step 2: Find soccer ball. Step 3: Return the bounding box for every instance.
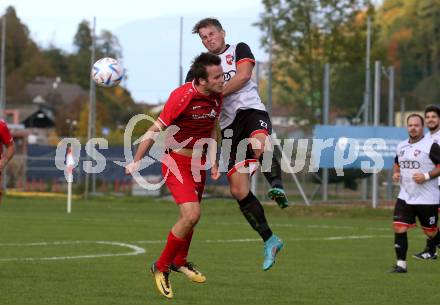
[91,57,124,87]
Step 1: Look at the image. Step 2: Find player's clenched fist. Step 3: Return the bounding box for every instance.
[125,161,140,175]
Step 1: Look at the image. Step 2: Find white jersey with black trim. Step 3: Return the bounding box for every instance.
[426,129,440,144]
[217,43,266,129]
[396,136,440,205]
[425,129,440,186]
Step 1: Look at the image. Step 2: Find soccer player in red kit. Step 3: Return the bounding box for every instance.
[125,53,223,299]
[0,120,14,203]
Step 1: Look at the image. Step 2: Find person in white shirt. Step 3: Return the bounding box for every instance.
[391,114,440,273]
[413,105,440,260]
[190,18,285,271]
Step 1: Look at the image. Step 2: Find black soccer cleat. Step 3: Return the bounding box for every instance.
[389,265,407,273]
[413,250,438,260]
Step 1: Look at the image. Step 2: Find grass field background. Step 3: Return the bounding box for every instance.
[0,195,438,305]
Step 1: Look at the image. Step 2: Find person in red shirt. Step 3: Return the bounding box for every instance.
[0,120,14,203]
[125,52,223,299]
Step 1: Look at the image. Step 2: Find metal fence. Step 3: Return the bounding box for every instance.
[3,144,400,206]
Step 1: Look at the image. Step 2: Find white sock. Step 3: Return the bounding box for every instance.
[397,260,407,269]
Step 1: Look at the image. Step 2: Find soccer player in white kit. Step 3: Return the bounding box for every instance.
[413,105,440,260]
[391,114,440,273]
[190,18,285,271]
[189,18,288,208]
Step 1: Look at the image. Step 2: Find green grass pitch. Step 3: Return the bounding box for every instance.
[0,195,438,305]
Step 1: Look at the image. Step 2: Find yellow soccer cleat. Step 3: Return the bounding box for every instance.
[171,262,206,283]
[150,263,173,298]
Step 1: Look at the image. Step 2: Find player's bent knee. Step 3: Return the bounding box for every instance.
[422,226,438,237]
[252,149,264,160]
[393,223,409,233]
[393,227,408,234]
[230,185,248,200]
[249,134,267,159]
[182,213,200,227]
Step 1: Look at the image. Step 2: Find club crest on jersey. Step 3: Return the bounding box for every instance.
[399,150,405,157]
[226,54,234,65]
[208,109,217,118]
[414,149,421,157]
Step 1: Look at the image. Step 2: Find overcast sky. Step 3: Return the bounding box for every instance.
[1,1,262,47]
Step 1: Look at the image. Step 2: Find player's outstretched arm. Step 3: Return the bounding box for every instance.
[125,120,166,174]
[209,119,220,180]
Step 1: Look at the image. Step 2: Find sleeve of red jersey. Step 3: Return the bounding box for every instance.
[235,42,255,66]
[158,89,190,127]
[0,121,13,145]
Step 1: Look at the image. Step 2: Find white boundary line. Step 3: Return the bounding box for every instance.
[132,234,391,244]
[0,235,391,262]
[212,222,391,231]
[0,241,145,262]
[204,235,391,243]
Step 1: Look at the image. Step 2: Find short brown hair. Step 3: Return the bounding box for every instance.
[192,18,223,34]
[407,113,424,125]
[190,52,221,85]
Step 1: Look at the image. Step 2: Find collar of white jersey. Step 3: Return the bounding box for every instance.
[216,44,231,55]
[428,128,440,138]
[408,135,424,144]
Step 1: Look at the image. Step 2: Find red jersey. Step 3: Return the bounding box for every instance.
[0,120,13,155]
[158,81,222,149]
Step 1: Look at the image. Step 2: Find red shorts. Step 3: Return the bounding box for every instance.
[161,151,206,204]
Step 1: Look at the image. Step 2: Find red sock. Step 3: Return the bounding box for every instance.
[156,231,186,272]
[173,230,193,267]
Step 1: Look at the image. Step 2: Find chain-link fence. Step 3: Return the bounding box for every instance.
[4,143,400,207]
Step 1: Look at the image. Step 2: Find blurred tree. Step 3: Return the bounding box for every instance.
[416,0,440,78]
[1,6,54,104]
[97,30,122,59]
[73,20,92,53]
[2,6,32,72]
[70,20,93,89]
[43,47,72,81]
[106,108,158,145]
[75,102,104,143]
[19,51,56,81]
[376,0,440,107]
[256,0,373,124]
